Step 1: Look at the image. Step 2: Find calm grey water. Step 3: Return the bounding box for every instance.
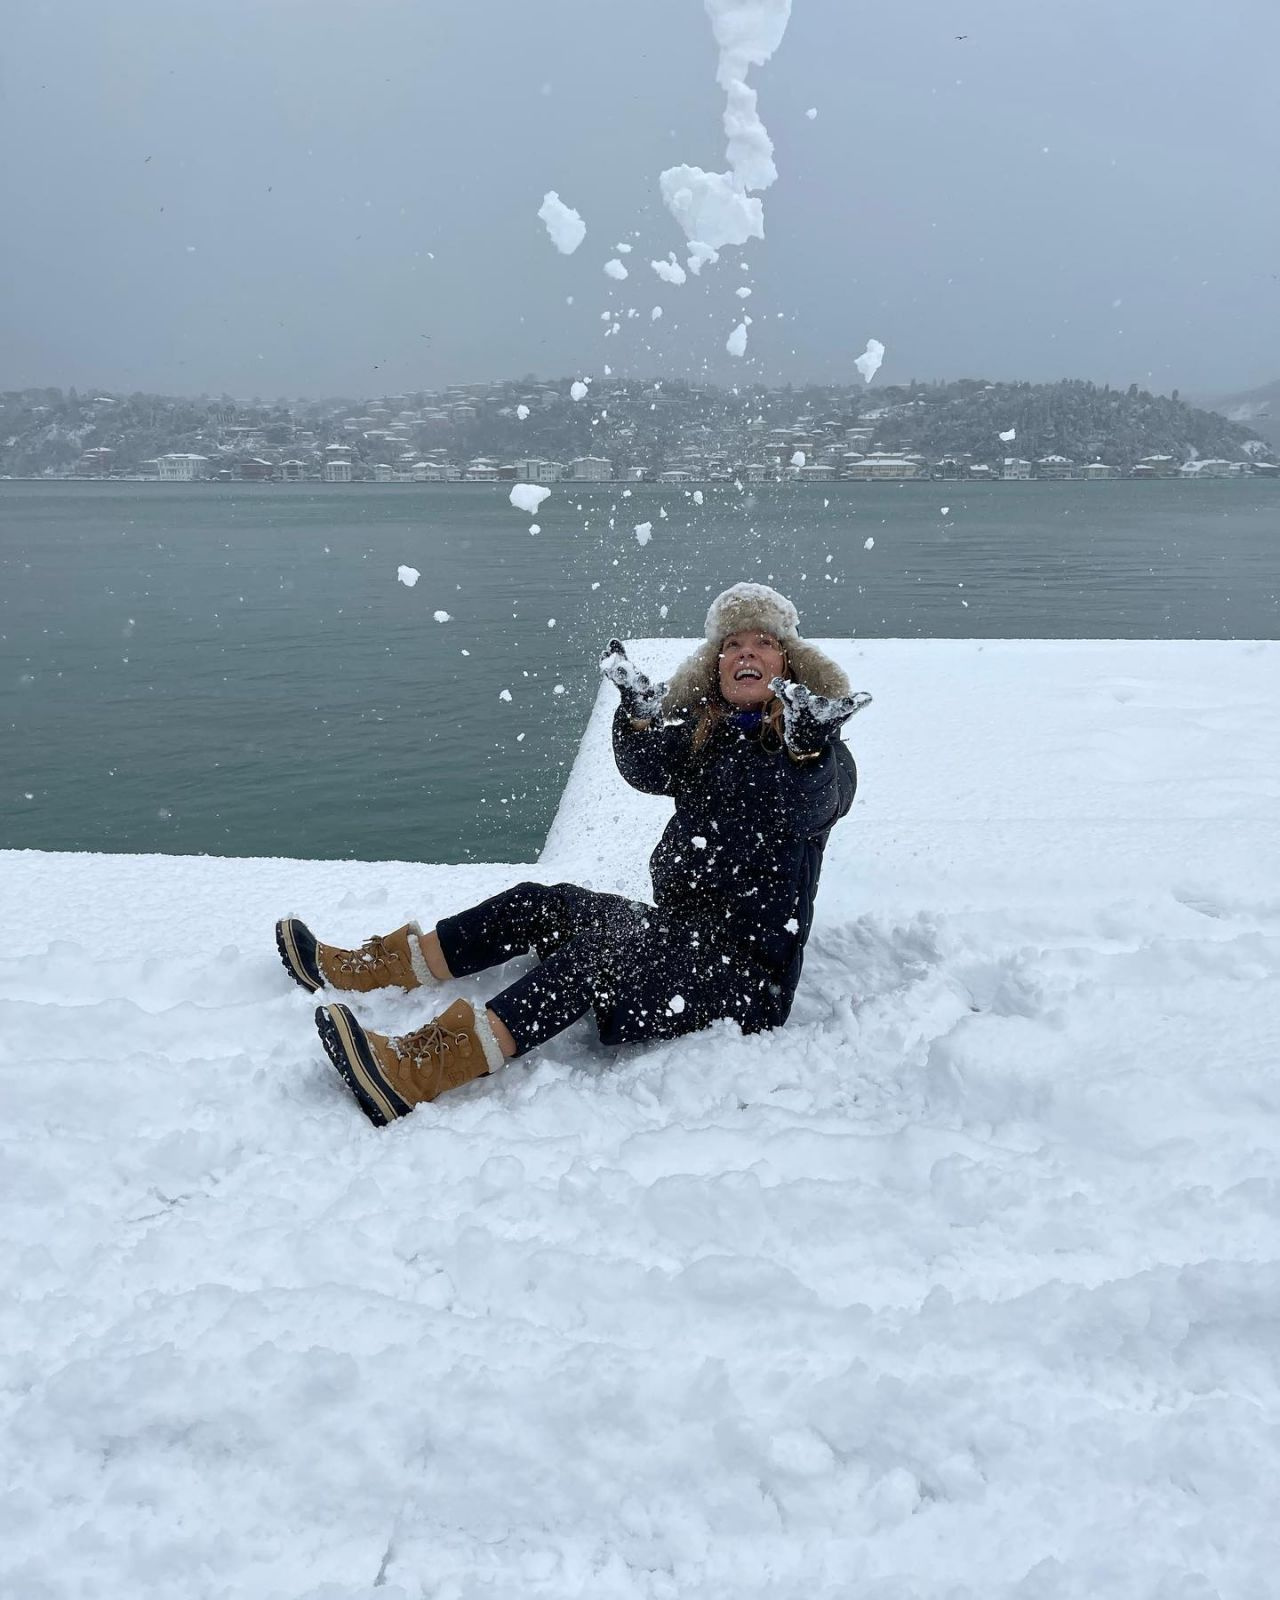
[2,479,1277,861]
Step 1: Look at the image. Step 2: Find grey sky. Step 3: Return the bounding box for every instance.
[3,0,1278,398]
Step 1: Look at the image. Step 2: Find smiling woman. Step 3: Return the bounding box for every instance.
[276,583,871,1126]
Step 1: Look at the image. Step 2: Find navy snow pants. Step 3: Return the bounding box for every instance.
[435,881,785,1056]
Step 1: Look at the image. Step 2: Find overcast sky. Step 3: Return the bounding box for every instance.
[3,0,1278,400]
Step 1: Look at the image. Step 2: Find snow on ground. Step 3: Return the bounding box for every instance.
[3,640,1279,1599]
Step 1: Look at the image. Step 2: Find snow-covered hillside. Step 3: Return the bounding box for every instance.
[2,640,1278,1600]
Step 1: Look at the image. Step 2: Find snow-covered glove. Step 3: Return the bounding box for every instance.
[601,638,668,722]
[769,677,872,758]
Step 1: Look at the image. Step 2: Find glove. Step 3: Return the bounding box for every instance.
[769,677,872,758]
[601,638,669,722]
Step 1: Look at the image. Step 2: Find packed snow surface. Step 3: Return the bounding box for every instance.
[537,190,586,254]
[856,337,886,383]
[508,483,550,515]
[4,639,1280,1599]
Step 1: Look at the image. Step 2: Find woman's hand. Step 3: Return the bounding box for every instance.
[601,639,669,722]
[770,678,872,758]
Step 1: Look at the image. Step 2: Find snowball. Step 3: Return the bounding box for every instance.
[784,916,800,932]
[736,285,752,298]
[538,191,586,255]
[864,536,875,550]
[692,836,707,849]
[651,257,688,286]
[726,321,749,358]
[635,521,653,546]
[516,404,530,420]
[604,258,629,281]
[433,609,451,623]
[528,524,540,535]
[553,683,566,694]
[547,618,556,628]
[570,380,590,402]
[668,994,686,1014]
[396,565,420,588]
[499,689,512,702]
[855,337,885,383]
[999,427,1017,442]
[659,604,669,618]
[693,489,704,505]
[791,450,805,468]
[660,165,764,252]
[651,306,663,321]
[615,242,633,254]
[805,107,818,120]
[941,506,951,516]
[510,483,551,515]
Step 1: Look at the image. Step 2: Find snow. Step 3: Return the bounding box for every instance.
[570,379,590,402]
[660,166,764,253]
[651,306,663,321]
[395,564,419,587]
[940,506,951,515]
[432,609,451,623]
[736,284,752,298]
[864,535,875,549]
[1000,427,1018,442]
[604,258,629,281]
[855,337,886,383]
[5,638,1280,1598]
[693,489,704,505]
[537,190,586,254]
[634,521,653,545]
[650,257,688,286]
[516,404,530,420]
[726,320,749,358]
[509,483,550,515]
[791,450,806,467]
[498,687,512,702]
[806,106,818,119]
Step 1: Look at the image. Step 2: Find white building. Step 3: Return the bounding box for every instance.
[1083,461,1120,480]
[569,456,613,482]
[373,463,394,483]
[846,454,927,481]
[1035,456,1079,480]
[1001,458,1032,481]
[322,460,353,483]
[157,453,209,481]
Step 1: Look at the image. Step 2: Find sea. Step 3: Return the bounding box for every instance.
[2,478,1277,862]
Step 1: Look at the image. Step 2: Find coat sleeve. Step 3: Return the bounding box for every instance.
[770,736,857,837]
[611,706,694,795]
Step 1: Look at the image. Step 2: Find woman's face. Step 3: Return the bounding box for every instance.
[718,630,787,709]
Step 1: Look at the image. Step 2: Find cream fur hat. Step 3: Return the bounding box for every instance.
[663,583,850,714]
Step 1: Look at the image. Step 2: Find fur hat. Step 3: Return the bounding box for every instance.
[663,583,850,714]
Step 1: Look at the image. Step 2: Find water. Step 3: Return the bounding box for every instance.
[2,479,1276,861]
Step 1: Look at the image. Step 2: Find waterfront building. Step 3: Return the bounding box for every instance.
[1132,454,1178,478]
[1083,461,1121,480]
[1001,458,1032,481]
[322,460,353,483]
[280,460,307,482]
[1034,456,1079,480]
[157,453,209,481]
[846,454,927,481]
[514,458,563,484]
[373,463,394,482]
[569,456,613,481]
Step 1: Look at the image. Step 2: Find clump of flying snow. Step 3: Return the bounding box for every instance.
[1000,426,1018,442]
[433,609,451,623]
[510,484,550,515]
[651,257,688,286]
[726,321,749,358]
[693,489,704,505]
[658,0,794,264]
[537,191,586,255]
[855,338,885,383]
[570,380,590,402]
[516,404,530,420]
[805,106,818,120]
[791,450,806,468]
[498,688,512,702]
[634,522,653,546]
[864,535,875,550]
[396,565,420,588]
[651,306,663,321]
[604,258,629,281]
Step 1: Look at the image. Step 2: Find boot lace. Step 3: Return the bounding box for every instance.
[332,934,405,976]
[395,1018,467,1062]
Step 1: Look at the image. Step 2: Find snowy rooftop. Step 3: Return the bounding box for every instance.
[4,639,1279,1597]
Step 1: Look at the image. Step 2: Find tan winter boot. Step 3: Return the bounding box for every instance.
[314,997,506,1125]
[276,917,435,994]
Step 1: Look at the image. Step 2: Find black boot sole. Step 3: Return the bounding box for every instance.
[277,917,323,993]
[315,1003,411,1127]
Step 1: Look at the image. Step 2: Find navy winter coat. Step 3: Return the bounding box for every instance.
[612,706,857,1011]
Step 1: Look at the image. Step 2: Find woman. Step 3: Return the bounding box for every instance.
[276,583,870,1125]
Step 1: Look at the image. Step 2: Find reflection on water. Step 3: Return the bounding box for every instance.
[2,479,1277,859]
